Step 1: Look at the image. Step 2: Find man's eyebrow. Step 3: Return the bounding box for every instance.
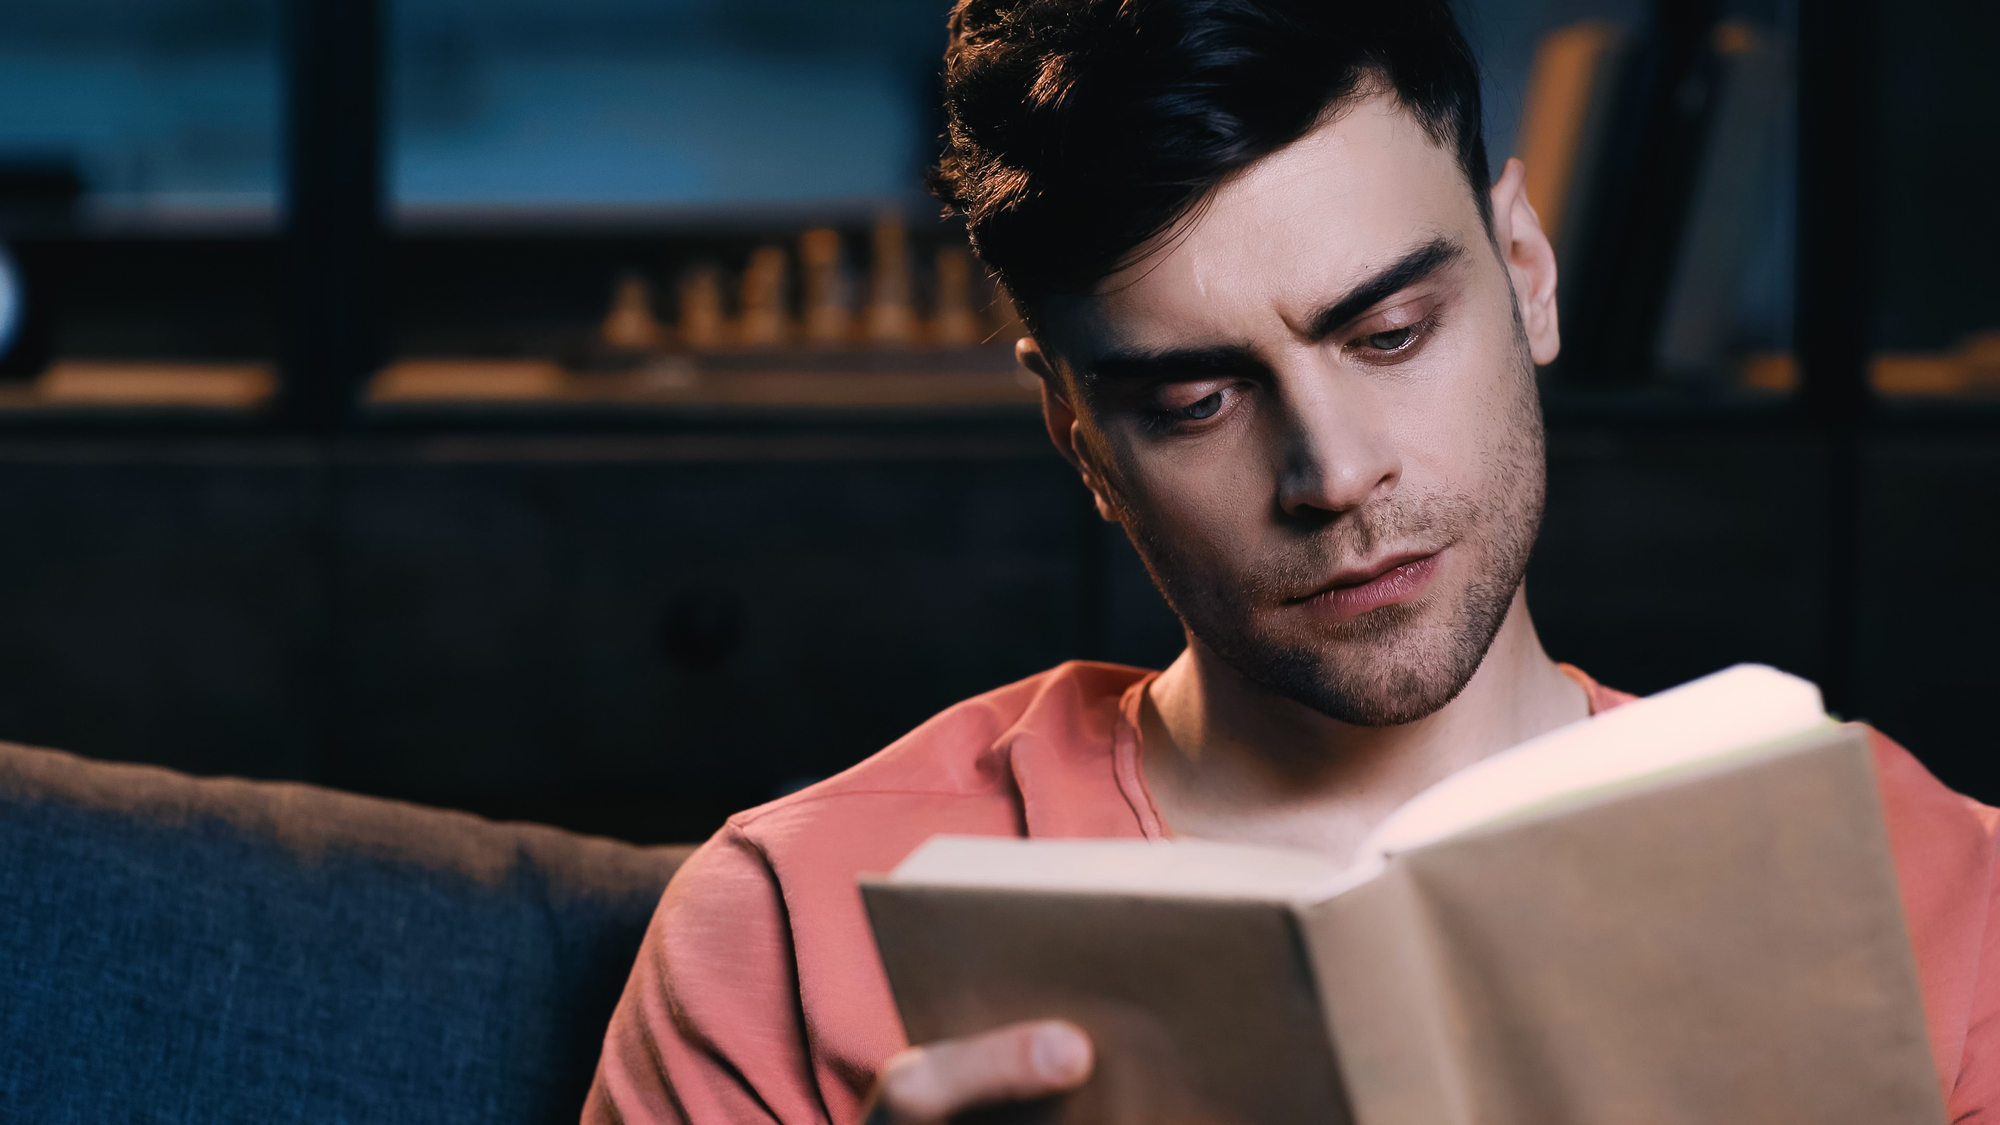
[1303,236,1465,342]
[1083,343,1264,388]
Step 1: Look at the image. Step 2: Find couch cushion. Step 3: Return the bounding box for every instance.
[0,740,689,1124]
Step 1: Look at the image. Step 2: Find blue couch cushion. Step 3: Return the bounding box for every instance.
[0,740,688,1124]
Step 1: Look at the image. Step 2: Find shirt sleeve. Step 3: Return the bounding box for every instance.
[584,825,832,1125]
[1950,808,2000,1123]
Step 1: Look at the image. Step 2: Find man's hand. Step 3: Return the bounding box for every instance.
[864,1020,1093,1124]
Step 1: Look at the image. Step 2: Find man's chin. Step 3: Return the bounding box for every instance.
[1252,650,1477,727]
[1207,610,1491,728]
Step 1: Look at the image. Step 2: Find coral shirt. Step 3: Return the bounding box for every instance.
[586,661,2000,1123]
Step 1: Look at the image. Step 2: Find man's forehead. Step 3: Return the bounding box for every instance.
[1039,94,1480,363]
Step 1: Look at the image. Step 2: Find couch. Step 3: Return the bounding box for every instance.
[0,739,690,1123]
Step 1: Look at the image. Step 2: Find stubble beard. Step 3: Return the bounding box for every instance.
[1118,334,1547,728]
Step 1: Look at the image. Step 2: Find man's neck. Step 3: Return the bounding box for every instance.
[1138,587,1589,865]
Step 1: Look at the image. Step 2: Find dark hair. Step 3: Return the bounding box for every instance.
[931,0,1490,318]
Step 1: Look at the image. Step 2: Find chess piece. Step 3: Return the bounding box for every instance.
[678,263,725,350]
[932,246,983,346]
[865,210,915,346]
[601,271,666,350]
[738,245,791,348]
[800,228,851,346]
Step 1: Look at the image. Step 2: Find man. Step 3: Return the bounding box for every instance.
[587,1,2000,1121]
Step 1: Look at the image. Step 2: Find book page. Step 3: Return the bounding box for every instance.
[886,835,1352,902]
[1364,664,1830,857]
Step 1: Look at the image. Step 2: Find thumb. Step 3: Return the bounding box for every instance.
[868,1020,1093,1123]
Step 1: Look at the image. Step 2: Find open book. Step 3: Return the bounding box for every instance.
[861,666,1942,1125]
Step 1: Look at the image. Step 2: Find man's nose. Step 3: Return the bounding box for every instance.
[1272,368,1401,521]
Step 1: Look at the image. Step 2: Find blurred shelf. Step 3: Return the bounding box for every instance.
[0,361,274,415]
[365,353,1040,414]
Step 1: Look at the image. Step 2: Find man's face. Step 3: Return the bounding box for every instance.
[1031,94,1558,726]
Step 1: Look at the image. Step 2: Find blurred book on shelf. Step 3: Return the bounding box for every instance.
[1655,21,1789,381]
[1517,21,1627,260]
[1527,13,1795,390]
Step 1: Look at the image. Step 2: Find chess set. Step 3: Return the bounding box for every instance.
[373,212,1041,410]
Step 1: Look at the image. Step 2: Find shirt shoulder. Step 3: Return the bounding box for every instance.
[712,658,1157,909]
[1861,727,2000,1116]
[728,659,1154,829]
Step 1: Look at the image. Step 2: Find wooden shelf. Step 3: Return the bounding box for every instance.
[366,353,1040,411]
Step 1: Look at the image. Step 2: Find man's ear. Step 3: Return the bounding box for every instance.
[1489,156,1561,366]
[1016,336,1124,522]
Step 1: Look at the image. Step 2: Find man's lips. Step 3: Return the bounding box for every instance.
[1290,550,1444,622]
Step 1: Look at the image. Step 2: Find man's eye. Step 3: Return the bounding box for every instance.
[1179,391,1224,419]
[1139,387,1230,433]
[1361,327,1416,352]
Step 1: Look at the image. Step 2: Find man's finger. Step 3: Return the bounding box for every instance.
[875,1019,1093,1122]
